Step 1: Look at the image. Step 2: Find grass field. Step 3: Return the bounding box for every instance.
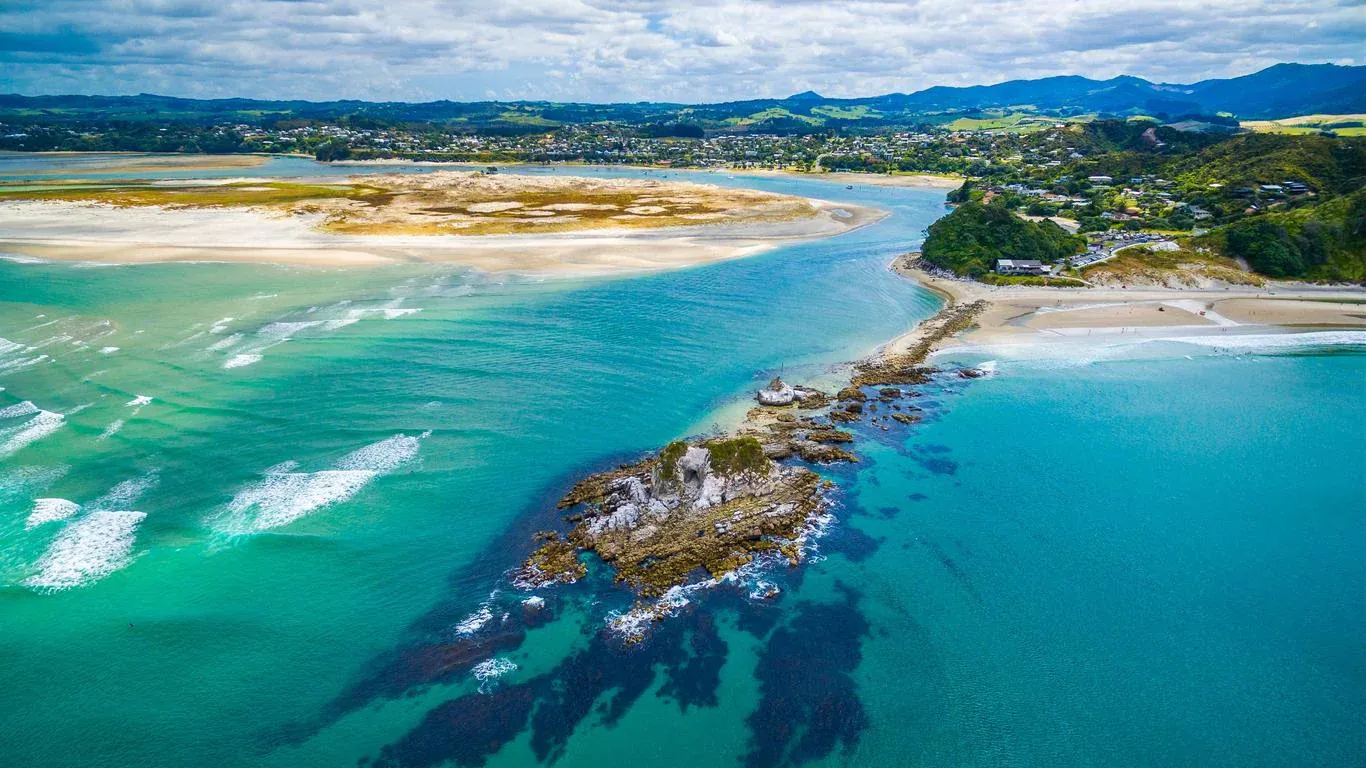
[940,110,1086,133]
[1242,114,1366,137]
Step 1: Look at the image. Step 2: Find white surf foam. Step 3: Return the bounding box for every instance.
[216,433,426,533]
[0,354,50,373]
[98,346,120,355]
[454,606,494,636]
[471,657,519,693]
[1161,330,1366,351]
[25,509,146,591]
[333,432,426,472]
[207,333,242,351]
[124,395,153,408]
[209,317,234,334]
[89,474,159,511]
[27,498,81,529]
[223,353,263,369]
[0,409,64,458]
[257,320,323,339]
[0,400,39,419]
[320,317,360,331]
[98,419,125,441]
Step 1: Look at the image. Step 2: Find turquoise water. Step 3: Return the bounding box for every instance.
[0,157,1363,767]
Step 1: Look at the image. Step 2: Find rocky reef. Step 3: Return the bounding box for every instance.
[525,436,826,600]
[517,299,990,639]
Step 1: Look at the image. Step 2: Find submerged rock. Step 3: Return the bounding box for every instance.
[517,532,588,589]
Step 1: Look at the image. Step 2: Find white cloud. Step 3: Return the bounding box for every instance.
[0,0,1359,101]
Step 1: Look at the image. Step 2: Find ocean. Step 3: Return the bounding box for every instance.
[0,155,1362,767]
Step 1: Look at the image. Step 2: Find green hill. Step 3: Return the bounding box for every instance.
[1172,133,1366,194]
[1214,188,1366,281]
[921,200,1085,278]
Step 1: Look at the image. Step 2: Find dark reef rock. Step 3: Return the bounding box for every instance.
[524,437,826,609]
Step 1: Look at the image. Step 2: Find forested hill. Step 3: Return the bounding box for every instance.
[920,201,1085,278]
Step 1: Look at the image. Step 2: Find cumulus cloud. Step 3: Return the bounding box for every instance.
[0,0,1359,101]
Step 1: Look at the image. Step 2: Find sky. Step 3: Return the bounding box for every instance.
[0,0,1362,103]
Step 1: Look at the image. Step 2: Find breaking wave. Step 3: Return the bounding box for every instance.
[214,433,427,534]
[27,498,81,529]
[1161,330,1366,352]
[0,400,39,418]
[223,353,263,369]
[25,510,146,591]
[0,408,64,458]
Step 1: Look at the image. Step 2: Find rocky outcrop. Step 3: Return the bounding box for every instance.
[756,377,829,408]
[541,437,824,598]
[756,377,797,406]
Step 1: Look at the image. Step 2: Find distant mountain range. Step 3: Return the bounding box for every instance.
[841,63,1366,118]
[3,63,1363,130]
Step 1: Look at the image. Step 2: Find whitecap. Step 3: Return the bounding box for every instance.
[223,353,262,369]
[257,320,322,339]
[333,433,424,473]
[207,333,243,351]
[98,419,125,441]
[0,409,64,458]
[26,509,146,591]
[0,400,39,419]
[209,317,234,334]
[98,346,119,355]
[124,395,153,408]
[0,354,50,373]
[219,469,373,533]
[320,317,360,331]
[27,498,81,529]
[454,606,494,636]
[215,434,425,533]
[89,474,159,511]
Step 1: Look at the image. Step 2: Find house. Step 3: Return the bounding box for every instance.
[995,259,1049,276]
[1088,175,1113,184]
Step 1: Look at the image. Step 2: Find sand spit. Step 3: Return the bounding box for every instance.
[0,172,883,274]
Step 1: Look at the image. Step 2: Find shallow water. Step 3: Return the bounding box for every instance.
[0,156,1362,767]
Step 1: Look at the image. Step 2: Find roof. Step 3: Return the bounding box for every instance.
[996,259,1045,268]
